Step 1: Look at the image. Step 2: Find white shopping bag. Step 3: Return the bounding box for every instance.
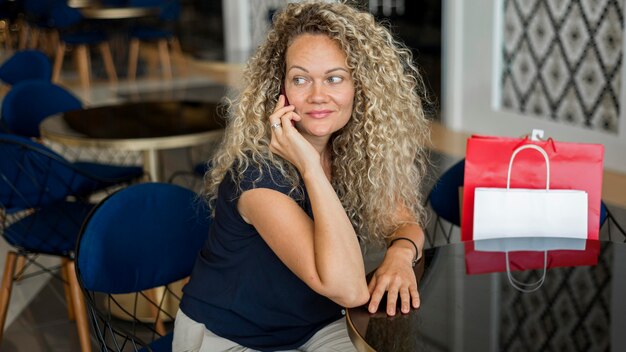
[473,144,588,240]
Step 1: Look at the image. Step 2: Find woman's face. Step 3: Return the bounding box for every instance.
[284,34,355,140]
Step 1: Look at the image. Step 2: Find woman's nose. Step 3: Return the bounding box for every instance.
[307,83,329,103]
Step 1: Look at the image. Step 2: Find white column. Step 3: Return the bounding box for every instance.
[222,0,252,63]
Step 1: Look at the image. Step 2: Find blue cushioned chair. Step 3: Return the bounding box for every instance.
[75,183,211,351]
[1,80,82,137]
[600,202,626,242]
[167,160,211,191]
[49,3,117,90]
[0,50,52,86]
[127,0,184,80]
[426,159,465,246]
[19,0,65,50]
[0,80,144,182]
[0,133,146,350]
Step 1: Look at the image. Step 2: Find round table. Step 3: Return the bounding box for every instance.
[78,6,159,20]
[40,100,225,181]
[347,238,626,351]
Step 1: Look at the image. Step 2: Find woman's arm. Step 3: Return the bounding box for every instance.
[237,96,369,308]
[367,205,425,315]
[238,176,369,308]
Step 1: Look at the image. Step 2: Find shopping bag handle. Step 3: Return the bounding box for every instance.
[507,144,550,190]
[505,251,547,293]
[514,136,558,153]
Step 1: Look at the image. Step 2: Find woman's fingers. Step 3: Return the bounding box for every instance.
[367,277,386,313]
[269,96,295,125]
[399,287,411,313]
[367,273,419,315]
[385,284,399,316]
[410,284,420,309]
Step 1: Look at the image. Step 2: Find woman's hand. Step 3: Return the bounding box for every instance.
[367,245,420,315]
[269,95,320,173]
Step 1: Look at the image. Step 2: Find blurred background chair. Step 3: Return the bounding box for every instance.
[18,0,64,52]
[600,201,626,242]
[0,79,144,194]
[75,182,211,351]
[425,159,465,247]
[127,0,185,80]
[0,134,144,351]
[168,160,211,192]
[49,3,117,91]
[0,80,81,137]
[0,50,52,88]
[0,0,23,50]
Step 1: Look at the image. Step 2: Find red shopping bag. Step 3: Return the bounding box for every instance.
[461,135,604,241]
[464,239,601,275]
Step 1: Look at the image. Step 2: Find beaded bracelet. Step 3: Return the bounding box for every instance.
[388,237,419,267]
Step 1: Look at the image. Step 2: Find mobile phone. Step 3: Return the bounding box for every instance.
[280,84,290,106]
[280,84,296,127]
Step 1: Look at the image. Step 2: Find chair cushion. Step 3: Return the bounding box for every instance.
[4,201,94,256]
[0,134,134,209]
[429,159,465,226]
[0,81,82,138]
[0,50,52,85]
[77,183,210,293]
[1,134,85,208]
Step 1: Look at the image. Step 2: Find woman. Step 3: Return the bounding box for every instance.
[174,1,430,351]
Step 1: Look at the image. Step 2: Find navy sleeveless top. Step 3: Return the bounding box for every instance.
[180,162,343,351]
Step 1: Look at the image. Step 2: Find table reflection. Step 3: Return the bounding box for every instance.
[349,238,626,351]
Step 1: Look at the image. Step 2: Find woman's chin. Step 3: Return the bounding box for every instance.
[301,128,335,139]
[297,123,337,138]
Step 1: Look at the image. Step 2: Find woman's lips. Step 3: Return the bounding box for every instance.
[306,110,333,119]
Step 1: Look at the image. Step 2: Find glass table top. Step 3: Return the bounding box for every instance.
[348,238,626,352]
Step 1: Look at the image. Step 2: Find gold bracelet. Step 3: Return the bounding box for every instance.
[388,237,419,267]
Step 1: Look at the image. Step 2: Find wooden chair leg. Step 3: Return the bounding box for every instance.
[0,20,10,50]
[75,45,91,92]
[145,288,166,335]
[127,38,140,81]
[47,30,60,58]
[98,42,118,84]
[29,27,39,49]
[0,251,18,343]
[66,260,92,352]
[170,37,186,76]
[157,39,172,80]
[53,42,66,83]
[61,258,75,321]
[18,22,29,50]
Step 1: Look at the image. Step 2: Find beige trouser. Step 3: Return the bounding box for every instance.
[172,309,357,352]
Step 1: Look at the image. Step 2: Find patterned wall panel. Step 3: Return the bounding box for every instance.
[501,0,624,134]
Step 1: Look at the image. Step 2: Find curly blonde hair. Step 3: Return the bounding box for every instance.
[205,0,430,244]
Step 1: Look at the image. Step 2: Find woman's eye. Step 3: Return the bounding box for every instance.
[327,76,343,84]
[293,77,307,86]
